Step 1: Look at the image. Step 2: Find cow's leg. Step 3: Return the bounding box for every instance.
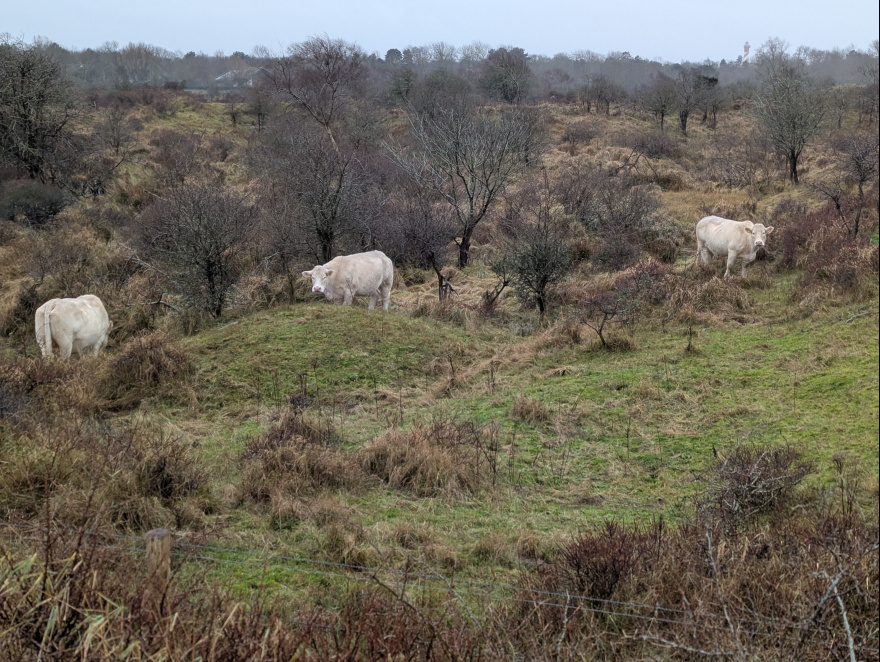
[56,333,73,360]
[381,286,390,311]
[724,249,738,279]
[368,292,378,310]
[342,290,354,305]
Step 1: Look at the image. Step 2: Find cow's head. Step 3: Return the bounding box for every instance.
[302,266,334,294]
[746,223,774,248]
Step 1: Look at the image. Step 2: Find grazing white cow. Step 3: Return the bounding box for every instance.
[302,250,394,310]
[696,215,775,279]
[35,294,113,359]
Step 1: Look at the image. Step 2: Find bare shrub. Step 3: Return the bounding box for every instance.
[624,128,684,159]
[0,180,72,227]
[0,355,71,419]
[776,197,879,296]
[0,282,40,341]
[101,330,195,409]
[358,417,501,497]
[546,520,656,601]
[22,219,113,298]
[0,354,100,418]
[560,119,598,154]
[148,128,206,184]
[578,259,669,348]
[706,126,781,190]
[697,443,814,533]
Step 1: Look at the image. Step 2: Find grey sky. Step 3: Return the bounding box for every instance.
[3,0,877,62]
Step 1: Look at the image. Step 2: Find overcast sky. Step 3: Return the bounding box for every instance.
[3,0,877,63]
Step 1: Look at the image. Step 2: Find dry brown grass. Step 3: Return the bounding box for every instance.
[510,394,551,425]
[238,410,364,505]
[357,418,501,499]
[101,329,195,409]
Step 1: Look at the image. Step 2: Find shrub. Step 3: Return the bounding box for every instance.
[0,180,71,227]
[0,282,40,340]
[561,119,598,152]
[0,416,208,528]
[624,129,683,159]
[696,443,814,533]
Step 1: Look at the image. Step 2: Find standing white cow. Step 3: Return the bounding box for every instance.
[35,294,113,359]
[696,215,775,279]
[302,250,394,310]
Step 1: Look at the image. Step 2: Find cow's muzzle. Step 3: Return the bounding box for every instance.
[312,285,323,293]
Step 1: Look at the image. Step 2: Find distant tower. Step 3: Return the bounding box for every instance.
[743,41,750,65]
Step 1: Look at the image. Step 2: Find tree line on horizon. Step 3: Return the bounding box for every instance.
[3,31,878,94]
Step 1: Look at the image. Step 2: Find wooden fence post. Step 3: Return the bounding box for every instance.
[144,528,171,614]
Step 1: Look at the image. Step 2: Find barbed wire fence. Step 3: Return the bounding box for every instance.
[1,519,875,658]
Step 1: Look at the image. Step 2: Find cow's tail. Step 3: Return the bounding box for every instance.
[43,304,53,356]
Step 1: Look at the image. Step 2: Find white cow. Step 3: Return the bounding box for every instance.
[696,215,775,279]
[302,250,394,310]
[35,294,113,359]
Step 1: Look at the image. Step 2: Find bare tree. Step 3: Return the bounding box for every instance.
[94,103,142,157]
[389,104,541,268]
[587,74,626,116]
[250,117,377,263]
[261,35,364,151]
[673,67,702,135]
[641,74,678,132]
[0,37,79,182]
[136,184,258,317]
[378,173,457,300]
[496,172,572,316]
[752,39,827,184]
[820,131,880,235]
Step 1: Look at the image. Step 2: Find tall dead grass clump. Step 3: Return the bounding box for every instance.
[1,522,485,660]
[665,269,751,327]
[238,410,362,505]
[511,394,551,425]
[0,417,210,529]
[101,329,195,409]
[357,418,501,498]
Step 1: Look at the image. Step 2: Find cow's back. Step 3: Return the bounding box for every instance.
[36,295,111,358]
[327,251,393,295]
[696,216,750,255]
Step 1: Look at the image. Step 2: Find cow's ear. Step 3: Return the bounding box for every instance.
[765,226,774,234]
[325,269,334,276]
[302,270,312,278]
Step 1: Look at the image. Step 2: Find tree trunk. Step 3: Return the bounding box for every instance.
[679,109,689,135]
[788,151,799,184]
[458,230,473,269]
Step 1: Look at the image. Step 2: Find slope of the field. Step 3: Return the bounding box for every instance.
[144,275,878,592]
